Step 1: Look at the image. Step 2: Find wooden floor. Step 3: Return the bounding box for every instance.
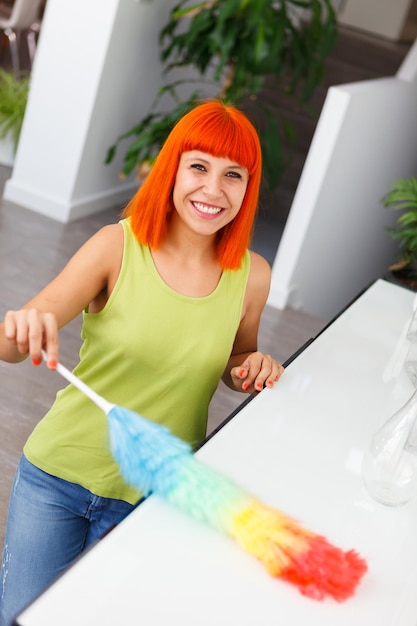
[0,23,412,549]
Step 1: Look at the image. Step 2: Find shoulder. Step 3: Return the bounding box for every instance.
[240,250,271,317]
[93,222,124,245]
[248,250,271,274]
[74,223,125,310]
[83,222,124,260]
[96,222,124,275]
[69,223,124,282]
[248,250,271,290]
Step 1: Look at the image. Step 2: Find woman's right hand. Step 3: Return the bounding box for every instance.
[0,223,125,368]
[3,308,59,368]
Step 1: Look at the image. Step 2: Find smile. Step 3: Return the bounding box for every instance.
[193,201,223,215]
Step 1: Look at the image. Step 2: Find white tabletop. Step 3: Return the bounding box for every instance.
[15,279,417,626]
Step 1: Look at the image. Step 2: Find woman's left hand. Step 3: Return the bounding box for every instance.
[230,352,284,393]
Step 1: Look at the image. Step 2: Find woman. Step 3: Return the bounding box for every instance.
[0,100,283,625]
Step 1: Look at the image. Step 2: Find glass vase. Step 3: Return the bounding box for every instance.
[362,388,417,506]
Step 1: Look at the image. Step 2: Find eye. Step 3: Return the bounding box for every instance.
[226,170,243,179]
[190,163,206,172]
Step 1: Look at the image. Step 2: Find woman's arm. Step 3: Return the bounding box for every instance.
[0,223,123,366]
[222,251,284,393]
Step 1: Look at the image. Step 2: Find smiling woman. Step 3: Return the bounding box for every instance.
[123,100,262,270]
[0,99,284,626]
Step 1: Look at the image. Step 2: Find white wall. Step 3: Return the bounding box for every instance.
[3,0,179,221]
[338,0,415,41]
[268,40,417,321]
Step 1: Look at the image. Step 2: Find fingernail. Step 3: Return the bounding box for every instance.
[242,382,249,391]
[255,382,263,390]
[239,369,246,377]
[48,359,57,369]
[32,358,41,366]
[266,380,273,388]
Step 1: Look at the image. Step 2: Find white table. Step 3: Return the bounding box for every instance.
[15,279,417,626]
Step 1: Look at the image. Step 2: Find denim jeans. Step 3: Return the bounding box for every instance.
[0,455,135,626]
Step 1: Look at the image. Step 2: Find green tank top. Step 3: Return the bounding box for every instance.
[24,219,250,504]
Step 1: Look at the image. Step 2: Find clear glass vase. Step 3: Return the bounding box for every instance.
[362,388,417,506]
[404,301,417,385]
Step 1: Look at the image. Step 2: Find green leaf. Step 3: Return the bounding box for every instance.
[105,145,116,165]
[382,178,417,210]
[0,69,30,149]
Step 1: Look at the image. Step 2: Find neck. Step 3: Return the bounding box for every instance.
[160,214,218,264]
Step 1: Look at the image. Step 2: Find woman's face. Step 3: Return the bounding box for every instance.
[172,151,249,237]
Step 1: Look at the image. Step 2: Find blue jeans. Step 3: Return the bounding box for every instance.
[0,455,135,626]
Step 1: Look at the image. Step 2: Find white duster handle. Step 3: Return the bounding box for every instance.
[41,350,114,415]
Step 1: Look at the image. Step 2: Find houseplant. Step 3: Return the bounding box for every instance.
[106,0,337,190]
[382,177,417,289]
[0,68,30,167]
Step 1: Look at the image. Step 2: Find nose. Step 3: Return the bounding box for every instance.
[202,172,223,199]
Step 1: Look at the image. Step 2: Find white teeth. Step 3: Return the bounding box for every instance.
[193,201,222,215]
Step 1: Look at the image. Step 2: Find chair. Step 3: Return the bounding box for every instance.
[0,0,43,76]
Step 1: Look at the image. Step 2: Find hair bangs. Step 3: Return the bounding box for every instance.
[178,111,259,177]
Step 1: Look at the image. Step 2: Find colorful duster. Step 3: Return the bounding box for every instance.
[44,354,367,602]
[108,406,367,602]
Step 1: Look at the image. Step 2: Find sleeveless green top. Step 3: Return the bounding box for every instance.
[24,219,250,504]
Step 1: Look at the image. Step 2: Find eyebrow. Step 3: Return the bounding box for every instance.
[184,156,246,171]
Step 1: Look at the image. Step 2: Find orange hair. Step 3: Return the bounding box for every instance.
[123,100,262,269]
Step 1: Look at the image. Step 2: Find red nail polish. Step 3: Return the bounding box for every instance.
[48,360,57,369]
[266,380,273,388]
[32,358,41,366]
[242,382,249,391]
[239,369,246,377]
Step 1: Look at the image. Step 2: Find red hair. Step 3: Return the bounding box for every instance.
[123,100,262,269]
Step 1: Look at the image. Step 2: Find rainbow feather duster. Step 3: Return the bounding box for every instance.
[108,406,367,602]
[43,355,367,602]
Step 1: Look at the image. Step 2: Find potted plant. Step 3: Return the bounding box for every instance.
[382,177,417,289]
[106,0,337,190]
[0,68,30,167]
